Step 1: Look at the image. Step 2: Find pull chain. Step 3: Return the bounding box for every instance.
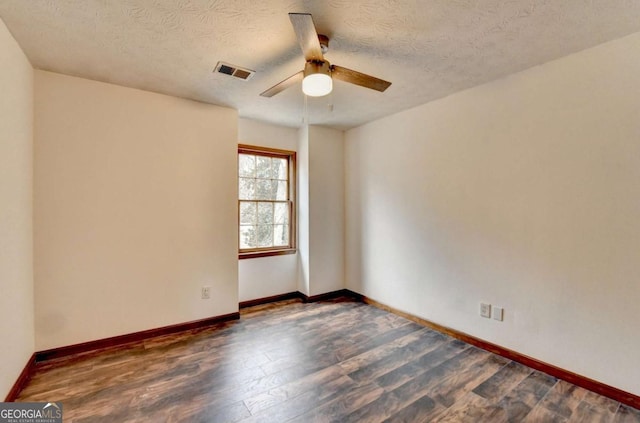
[303,94,308,124]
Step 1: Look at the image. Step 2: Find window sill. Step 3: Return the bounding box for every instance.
[239,248,297,260]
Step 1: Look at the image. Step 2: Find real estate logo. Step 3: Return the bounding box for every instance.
[0,402,62,423]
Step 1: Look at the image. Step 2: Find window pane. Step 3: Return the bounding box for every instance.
[255,179,278,200]
[240,225,256,249]
[274,202,289,224]
[256,225,273,247]
[238,148,295,255]
[239,177,255,200]
[275,181,288,200]
[240,202,256,225]
[254,179,268,200]
[272,158,287,180]
[238,154,255,177]
[256,156,271,179]
[257,202,273,226]
[273,225,289,246]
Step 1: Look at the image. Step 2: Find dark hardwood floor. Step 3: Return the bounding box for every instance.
[17,297,640,422]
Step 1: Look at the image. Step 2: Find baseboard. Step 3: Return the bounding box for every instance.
[4,353,36,402]
[35,311,240,363]
[239,292,301,308]
[240,289,352,307]
[349,290,640,410]
[299,289,352,303]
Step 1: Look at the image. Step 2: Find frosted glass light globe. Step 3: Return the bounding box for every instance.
[302,73,332,97]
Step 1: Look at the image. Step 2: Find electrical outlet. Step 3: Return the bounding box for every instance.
[201,286,211,299]
[480,303,491,318]
[493,306,504,321]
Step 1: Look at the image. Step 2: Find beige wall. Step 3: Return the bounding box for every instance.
[0,19,34,398]
[345,32,640,395]
[238,118,298,301]
[297,125,310,295]
[308,126,345,296]
[34,71,238,350]
[298,125,345,296]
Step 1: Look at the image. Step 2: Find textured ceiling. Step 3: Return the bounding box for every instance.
[1,0,640,130]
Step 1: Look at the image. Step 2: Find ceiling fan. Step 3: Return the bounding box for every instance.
[260,13,392,98]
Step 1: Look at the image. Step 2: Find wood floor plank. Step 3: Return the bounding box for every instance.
[12,297,638,422]
[583,389,622,413]
[347,328,449,383]
[173,399,251,423]
[374,339,470,391]
[507,370,558,407]
[240,375,356,423]
[287,382,385,423]
[258,349,337,377]
[345,346,492,422]
[334,321,425,361]
[242,365,345,415]
[472,360,533,402]
[567,400,618,423]
[384,394,445,423]
[538,379,589,419]
[523,402,568,423]
[431,391,508,423]
[336,327,434,374]
[341,388,408,423]
[496,395,536,422]
[430,353,509,407]
[495,370,559,421]
[615,404,640,423]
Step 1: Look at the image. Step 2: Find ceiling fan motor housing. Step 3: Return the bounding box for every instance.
[304,60,331,78]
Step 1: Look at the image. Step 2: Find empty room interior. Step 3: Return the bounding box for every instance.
[1,1,640,421]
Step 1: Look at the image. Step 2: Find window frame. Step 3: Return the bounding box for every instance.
[238,144,296,259]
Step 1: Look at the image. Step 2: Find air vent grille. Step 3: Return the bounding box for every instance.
[214,62,255,80]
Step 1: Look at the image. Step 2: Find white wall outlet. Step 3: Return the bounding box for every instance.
[201,286,211,299]
[493,306,504,321]
[480,303,491,318]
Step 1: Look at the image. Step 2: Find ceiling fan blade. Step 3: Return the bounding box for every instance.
[260,71,304,97]
[331,65,392,92]
[289,13,324,62]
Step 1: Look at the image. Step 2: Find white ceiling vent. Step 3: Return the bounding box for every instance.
[214,61,255,80]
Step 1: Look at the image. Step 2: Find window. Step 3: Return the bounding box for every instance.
[238,145,296,259]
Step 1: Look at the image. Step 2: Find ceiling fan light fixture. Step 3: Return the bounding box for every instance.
[259,14,391,98]
[302,61,332,97]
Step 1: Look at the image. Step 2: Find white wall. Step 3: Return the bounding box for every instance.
[238,118,298,301]
[297,125,345,297]
[345,32,640,395]
[308,126,345,296]
[0,18,34,399]
[297,125,310,295]
[34,71,238,350]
